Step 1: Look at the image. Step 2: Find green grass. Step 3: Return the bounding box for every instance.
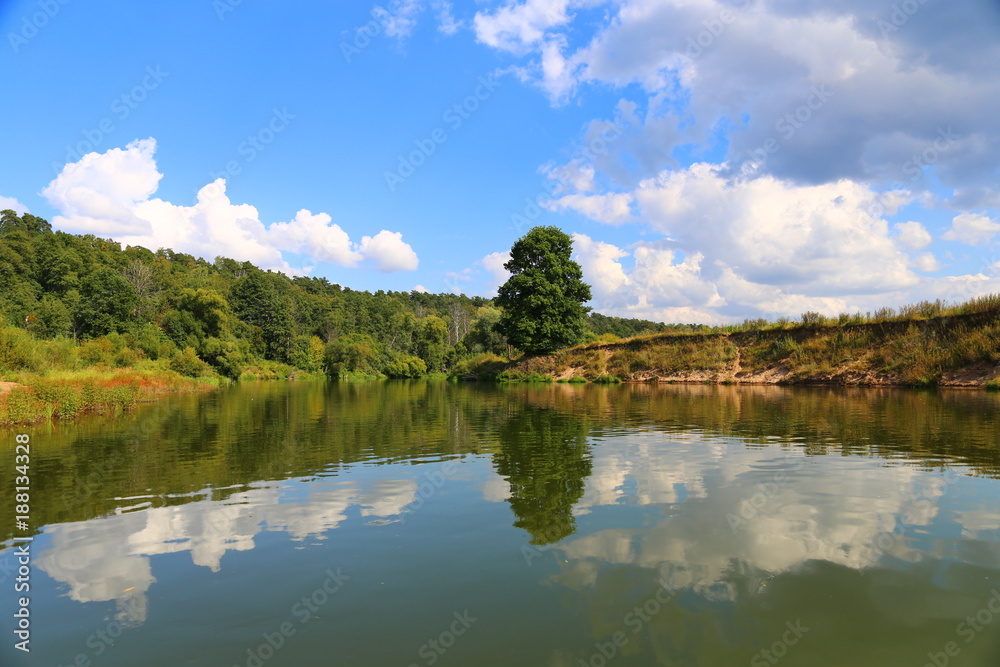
[0,370,220,426]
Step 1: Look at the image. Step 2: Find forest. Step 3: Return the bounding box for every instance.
[0,209,675,382]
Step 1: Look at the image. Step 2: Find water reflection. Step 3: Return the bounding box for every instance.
[2,382,1000,666]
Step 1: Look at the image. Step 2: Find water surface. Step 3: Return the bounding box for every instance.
[2,381,1000,666]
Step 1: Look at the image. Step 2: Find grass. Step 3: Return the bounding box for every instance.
[0,369,220,426]
[499,294,1000,388]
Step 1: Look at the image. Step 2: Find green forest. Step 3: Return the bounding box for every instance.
[0,209,674,382]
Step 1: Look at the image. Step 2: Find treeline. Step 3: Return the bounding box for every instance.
[0,210,669,380]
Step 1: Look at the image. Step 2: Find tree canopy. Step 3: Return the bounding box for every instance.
[495,226,592,354]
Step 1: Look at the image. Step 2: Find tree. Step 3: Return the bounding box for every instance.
[495,226,592,355]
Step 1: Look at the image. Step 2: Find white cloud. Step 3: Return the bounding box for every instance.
[893,221,932,250]
[546,191,633,224]
[943,213,1000,246]
[473,0,1000,204]
[480,250,511,295]
[473,0,576,53]
[0,196,29,215]
[374,0,424,39]
[413,284,430,293]
[913,252,941,273]
[266,209,362,267]
[41,138,160,236]
[432,0,462,35]
[41,140,419,274]
[358,230,420,272]
[556,164,1000,322]
[624,164,916,294]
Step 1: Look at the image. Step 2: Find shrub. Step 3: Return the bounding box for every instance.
[169,347,214,377]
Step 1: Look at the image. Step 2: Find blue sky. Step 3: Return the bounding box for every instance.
[2,0,999,323]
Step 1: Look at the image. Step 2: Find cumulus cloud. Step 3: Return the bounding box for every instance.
[943,213,1000,246]
[545,192,633,224]
[474,0,1000,201]
[358,230,420,272]
[558,164,1000,322]
[893,221,932,250]
[41,139,418,275]
[481,250,512,294]
[0,196,29,215]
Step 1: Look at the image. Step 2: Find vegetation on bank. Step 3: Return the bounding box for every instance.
[0,370,218,425]
[467,296,1000,387]
[0,212,670,391]
[2,208,997,402]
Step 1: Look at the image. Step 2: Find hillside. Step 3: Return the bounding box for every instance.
[0,209,673,384]
[501,306,1000,388]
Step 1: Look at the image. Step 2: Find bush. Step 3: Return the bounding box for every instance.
[450,353,508,380]
[169,347,214,377]
[0,326,43,372]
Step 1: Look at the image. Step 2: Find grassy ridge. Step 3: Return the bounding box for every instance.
[490,297,1000,387]
[0,370,219,426]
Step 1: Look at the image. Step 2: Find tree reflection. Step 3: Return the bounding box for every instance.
[493,406,593,545]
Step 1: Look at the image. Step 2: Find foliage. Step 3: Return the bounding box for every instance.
[495,226,592,355]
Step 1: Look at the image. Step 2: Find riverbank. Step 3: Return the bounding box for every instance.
[0,370,221,426]
[493,310,1000,388]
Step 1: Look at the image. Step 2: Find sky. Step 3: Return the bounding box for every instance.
[1,0,999,324]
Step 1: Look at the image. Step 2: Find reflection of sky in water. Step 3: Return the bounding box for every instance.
[21,429,1000,642]
[482,432,1000,599]
[34,473,420,622]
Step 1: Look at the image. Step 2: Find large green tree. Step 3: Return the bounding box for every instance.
[495,226,592,354]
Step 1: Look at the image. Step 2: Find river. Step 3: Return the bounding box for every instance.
[2,381,999,666]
